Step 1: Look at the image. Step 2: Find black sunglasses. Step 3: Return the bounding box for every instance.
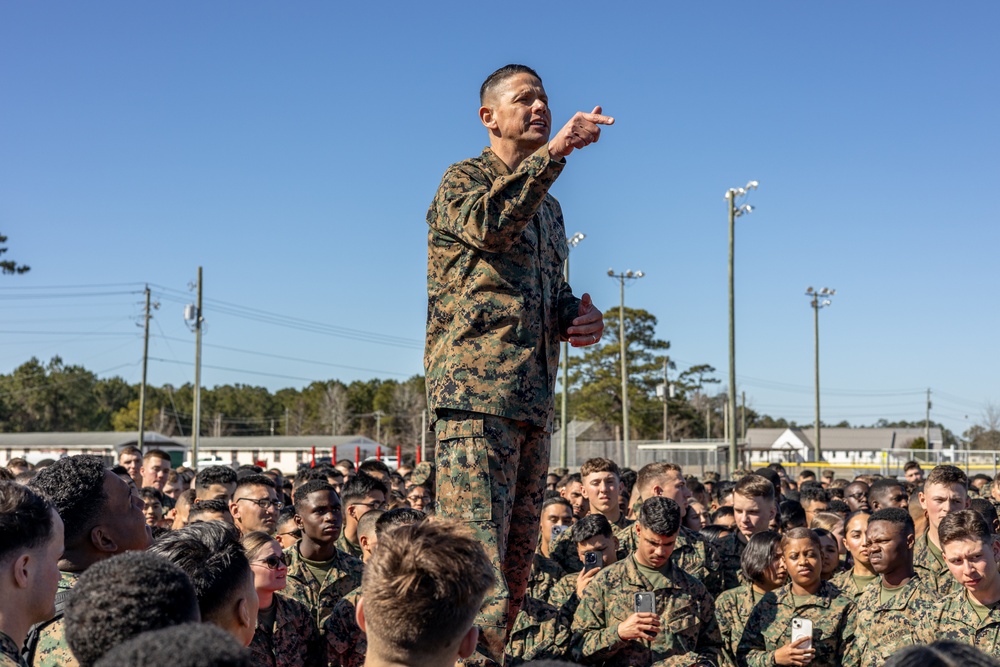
[254,554,288,570]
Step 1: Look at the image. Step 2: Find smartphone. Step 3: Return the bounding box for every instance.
[791,618,812,650]
[633,592,656,615]
[551,524,568,542]
[582,550,601,573]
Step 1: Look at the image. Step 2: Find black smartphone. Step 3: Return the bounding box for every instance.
[633,591,656,614]
[582,550,601,573]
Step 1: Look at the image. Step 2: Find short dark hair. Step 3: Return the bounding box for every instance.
[141,487,165,505]
[699,524,730,541]
[374,507,426,536]
[542,496,572,513]
[869,507,916,538]
[142,449,171,464]
[196,466,237,490]
[28,455,108,547]
[580,457,621,480]
[148,521,250,624]
[340,472,388,506]
[779,500,807,532]
[781,527,821,552]
[0,481,55,564]
[939,509,992,548]
[293,480,338,513]
[903,460,923,473]
[480,64,541,104]
[188,498,230,522]
[868,478,906,506]
[358,459,391,478]
[235,465,264,481]
[638,496,681,537]
[715,481,736,503]
[233,474,276,497]
[799,485,830,505]
[926,465,968,490]
[93,623,250,667]
[741,530,782,585]
[970,498,999,534]
[882,640,1000,667]
[711,505,734,523]
[572,514,614,543]
[118,446,141,458]
[827,499,851,515]
[64,552,200,667]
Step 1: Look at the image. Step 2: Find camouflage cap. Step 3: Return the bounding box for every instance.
[409,462,435,487]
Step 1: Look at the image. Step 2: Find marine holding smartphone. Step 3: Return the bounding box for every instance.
[572,496,722,667]
[737,528,858,667]
[547,514,619,609]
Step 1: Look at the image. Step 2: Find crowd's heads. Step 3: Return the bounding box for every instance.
[189,499,234,525]
[798,484,830,524]
[359,520,493,665]
[357,508,385,561]
[64,551,200,667]
[341,473,389,523]
[357,459,391,484]
[920,465,970,531]
[883,640,1000,667]
[29,455,151,558]
[196,466,238,502]
[868,479,908,512]
[572,513,618,568]
[229,474,280,535]
[293,480,343,546]
[148,521,257,646]
[741,530,785,587]
[635,462,689,510]
[558,472,588,518]
[970,498,1000,535]
[866,507,916,575]
[580,457,621,517]
[93,623,250,667]
[903,460,924,484]
[140,450,172,491]
[732,474,777,539]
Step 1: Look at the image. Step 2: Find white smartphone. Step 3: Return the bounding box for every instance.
[791,617,813,650]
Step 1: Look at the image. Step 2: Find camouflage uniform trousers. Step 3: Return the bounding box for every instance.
[919,588,1000,659]
[248,593,325,667]
[527,553,565,604]
[324,587,365,667]
[714,532,747,592]
[844,574,936,667]
[27,571,78,667]
[548,513,633,573]
[0,632,26,667]
[828,568,877,601]
[506,596,576,666]
[434,410,549,664]
[913,531,962,596]
[713,584,757,667]
[736,581,857,667]
[572,554,722,667]
[282,544,364,634]
[618,524,723,596]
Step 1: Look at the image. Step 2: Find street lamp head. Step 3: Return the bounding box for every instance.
[635,271,645,278]
[829,289,836,296]
[625,270,634,278]
[746,180,759,190]
[822,299,832,307]
[806,287,814,294]
[607,268,615,276]
[568,232,586,247]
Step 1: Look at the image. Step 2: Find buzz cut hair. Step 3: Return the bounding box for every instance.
[142,449,171,464]
[734,473,775,503]
[357,508,385,539]
[233,474,276,498]
[781,526,822,552]
[362,520,493,662]
[869,507,916,537]
[580,457,621,480]
[340,472,389,506]
[293,480,338,513]
[572,513,614,543]
[635,462,683,496]
[480,64,541,104]
[939,509,991,548]
[926,465,968,490]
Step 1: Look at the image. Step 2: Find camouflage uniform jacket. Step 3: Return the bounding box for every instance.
[714,532,747,592]
[550,513,633,573]
[845,574,936,667]
[920,589,1000,659]
[829,568,877,600]
[736,581,857,667]
[1,632,26,667]
[548,572,580,610]
[572,554,722,667]
[618,525,723,596]
[248,593,324,667]
[27,570,79,667]
[913,530,961,596]
[714,584,757,667]
[282,544,364,632]
[507,595,576,666]
[425,145,580,430]
[334,532,364,562]
[528,553,565,604]
[324,587,365,667]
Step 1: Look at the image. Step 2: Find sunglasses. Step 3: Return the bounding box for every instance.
[253,554,288,570]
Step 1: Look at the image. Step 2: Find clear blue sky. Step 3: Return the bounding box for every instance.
[2,2,997,440]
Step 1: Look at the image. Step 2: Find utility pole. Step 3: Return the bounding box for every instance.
[725,180,757,475]
[560,232,586,468]
[187,267,204,468]
[741,391,747,440]
[608,269,645,468]
[375,411,383,444]
[805,287,835,464]
[420,409,427,464]
[662,358,669,443]
[926,388,932,449]
[137,285,158,452]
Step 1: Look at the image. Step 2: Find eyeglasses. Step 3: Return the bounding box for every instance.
[236,497,283,510]
[407,495,432,503]
[351,501,385,510]
[277,528,302,540]
[253,554,288,570]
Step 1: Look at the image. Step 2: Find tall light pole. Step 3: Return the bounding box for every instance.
[184,268,204,468]
[608,268,645,468]
[805,287,835,463]
[560,232,586,469]
[724,180,758,474]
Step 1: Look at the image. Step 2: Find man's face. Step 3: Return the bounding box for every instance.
[919,482,969,530]
[714,512,736,530]
[561,481,588,518]
[143,496,164,527]
[481,73,552,151]
[102,471,153,551]
[802,500,829,526]
[633,524,676,569]
[335,465,354,482]
[871,484,908,511]
[29,509,65,624]
[231,485,281,534]
[651,472,692,512]
[406,486,432,512]
[943,537,1000,595]
[295,490,344,544]
[843,483,870,512]
[140,456,171,491]
[905,467,924,484]
[540,503,574,546]
[348,490,386,524]
[162,477,184,501]
[583,471,620,517]
[865,520,912,575]
[576,534,618,567]
[199,482,236,503]
[171,500,192,531]
[732,493,776,539]
[119,453,142,479]
[276,518,301,550]
[327,474,344,495]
